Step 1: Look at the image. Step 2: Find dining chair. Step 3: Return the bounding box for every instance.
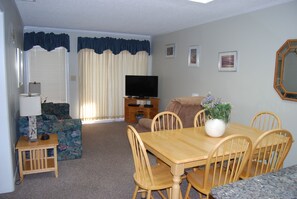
[194,109,206,127]
[240,129,293,179]
[184,135,252,199]
[127,125,174,199]
[250,111,282,131]
[151,111,183,132]
[150,111,184,167]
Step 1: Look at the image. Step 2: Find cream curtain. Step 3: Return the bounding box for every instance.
[78,49,148,121]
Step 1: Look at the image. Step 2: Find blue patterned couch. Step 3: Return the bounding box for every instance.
[18,103,82,161]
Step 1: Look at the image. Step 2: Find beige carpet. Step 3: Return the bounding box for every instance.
[0,122,196,199]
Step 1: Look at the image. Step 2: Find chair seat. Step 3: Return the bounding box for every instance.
[187,166,230,195]
[134,163,173,190]
[240,161,272,179]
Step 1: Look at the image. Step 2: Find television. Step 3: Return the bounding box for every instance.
[125,75,158,98]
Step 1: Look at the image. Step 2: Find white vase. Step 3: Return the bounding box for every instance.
[205,119,226,137]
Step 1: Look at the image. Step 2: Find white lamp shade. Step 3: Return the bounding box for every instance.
[20,93,41,116]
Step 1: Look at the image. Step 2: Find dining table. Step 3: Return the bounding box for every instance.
[139,123,263,199]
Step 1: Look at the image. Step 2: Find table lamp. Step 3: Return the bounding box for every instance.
[20,93,41,142]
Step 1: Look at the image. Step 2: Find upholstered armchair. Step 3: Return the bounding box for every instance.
[18,103,82,161]
[135,96,204,132]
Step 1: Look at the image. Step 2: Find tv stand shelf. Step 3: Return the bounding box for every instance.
[128,104,140,107]
[124,97,159,123]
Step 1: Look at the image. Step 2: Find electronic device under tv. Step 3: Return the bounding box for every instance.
[125,75,158,98]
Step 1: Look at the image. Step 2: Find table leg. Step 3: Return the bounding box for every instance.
[18,150,23,180]
[54,147,58,177]
[171,164,184,199]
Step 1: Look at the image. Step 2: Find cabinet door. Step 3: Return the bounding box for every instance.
[124,97,159,123]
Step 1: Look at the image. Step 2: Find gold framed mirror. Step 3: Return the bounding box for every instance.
[274,39,297,102]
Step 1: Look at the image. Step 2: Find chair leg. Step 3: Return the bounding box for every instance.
[146,190,152,199]
[166,188,171,199]
[199,193,204,199]
[184,183,192,199]
[132,185,139,199]
[141,191,146,199]
[180,190,183,199]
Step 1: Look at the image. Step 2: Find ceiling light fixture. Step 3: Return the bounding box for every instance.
[189,0,214,3]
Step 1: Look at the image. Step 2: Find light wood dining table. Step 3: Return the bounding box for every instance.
[139,123,263,199]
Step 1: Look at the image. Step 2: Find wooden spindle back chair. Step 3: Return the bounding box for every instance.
[127,125,173,199]
[240,129,293,179]
[250,111,281,131]
[194,109,206,127]
[184,135,252,199]
[151,111,183,132]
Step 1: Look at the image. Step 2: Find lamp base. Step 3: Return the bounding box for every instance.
[28,116,38,142]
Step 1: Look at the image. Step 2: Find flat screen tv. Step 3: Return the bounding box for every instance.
[125,75,158,98]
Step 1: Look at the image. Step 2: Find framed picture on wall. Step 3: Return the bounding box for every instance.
[166,44,175,58]
[188,46,200,67]
[218,51,238,72]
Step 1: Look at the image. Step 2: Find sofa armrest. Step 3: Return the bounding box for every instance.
[139,118,152,129]
[134,118,152,132]
[56,119,82,160]
[41,118,82,160]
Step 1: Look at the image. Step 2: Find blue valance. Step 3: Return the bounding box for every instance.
[24,32,70,52]
[77,37,150,55]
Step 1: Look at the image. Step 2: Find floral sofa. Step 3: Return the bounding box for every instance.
[18,103,82,161]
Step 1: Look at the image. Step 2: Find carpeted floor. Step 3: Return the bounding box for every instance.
[0,122,196,199]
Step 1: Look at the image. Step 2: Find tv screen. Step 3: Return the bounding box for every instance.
[125,75,158,98]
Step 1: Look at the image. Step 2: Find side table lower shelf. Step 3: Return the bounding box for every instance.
[16,134,59,181]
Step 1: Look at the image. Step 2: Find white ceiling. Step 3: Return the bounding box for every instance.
[15,0,293,36]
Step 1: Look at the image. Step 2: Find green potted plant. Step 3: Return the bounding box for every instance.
[201,94,231,137]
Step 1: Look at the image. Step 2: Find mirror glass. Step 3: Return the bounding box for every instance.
[283,52,297,92]
[274,39,297,101]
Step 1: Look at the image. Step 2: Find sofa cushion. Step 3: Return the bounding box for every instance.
[166,96,204,128]
[18,116,82,161]
[42,102,71,120]
[167,96,204,106]
[138,118,152,130]
[42,114,58,121]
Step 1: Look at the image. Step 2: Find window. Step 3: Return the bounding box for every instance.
[26,46,68,103]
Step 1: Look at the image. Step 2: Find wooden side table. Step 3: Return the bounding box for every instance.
[16,134,59,181]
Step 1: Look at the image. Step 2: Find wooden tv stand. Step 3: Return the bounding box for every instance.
[124,97,159,123]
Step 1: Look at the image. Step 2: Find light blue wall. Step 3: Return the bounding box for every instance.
[152,1,297,167]
[0,0,24,194]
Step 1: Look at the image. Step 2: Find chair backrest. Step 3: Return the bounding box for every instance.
[244,129,293,178]
[151,111,183,132]
[127,125,154,186]
[250,111,281,131]
[203,135,252,189]
[194,109,206,127]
